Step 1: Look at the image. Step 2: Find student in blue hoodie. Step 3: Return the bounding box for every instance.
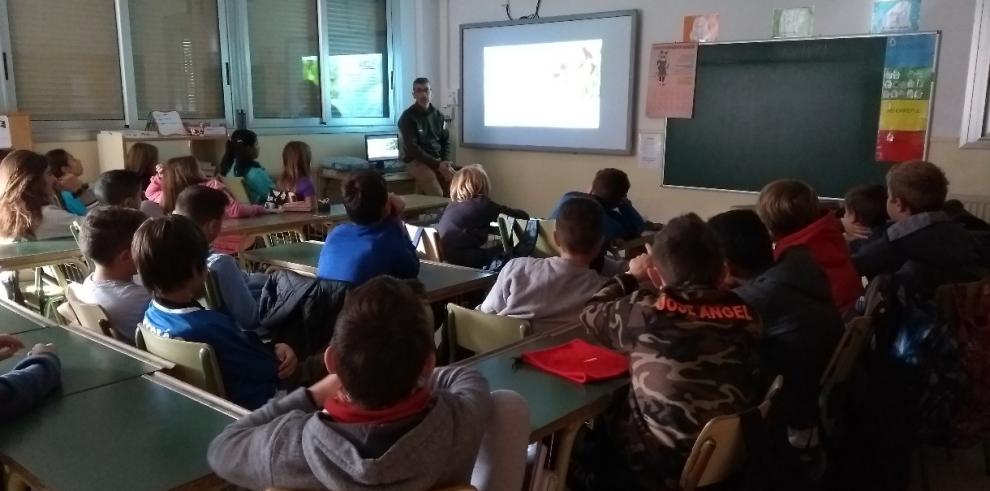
[550,168,657,243]
[0,335,60,419]
[134,214,298,409]
[316,169,420,286]
[220,129,275,205]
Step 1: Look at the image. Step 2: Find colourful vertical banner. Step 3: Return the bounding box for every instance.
[875,34,935,162]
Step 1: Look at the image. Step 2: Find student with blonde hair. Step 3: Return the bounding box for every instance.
[266,141,316,212]
[437,165,528,268]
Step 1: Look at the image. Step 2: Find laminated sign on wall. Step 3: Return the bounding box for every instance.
[646,43,699,119]
[0,116,10,149]
[875,34,936,162]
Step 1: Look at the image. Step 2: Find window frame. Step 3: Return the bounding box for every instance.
[962,0,990,148]
[0,0,399,140]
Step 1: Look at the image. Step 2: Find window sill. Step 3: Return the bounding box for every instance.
[32,123,399,143]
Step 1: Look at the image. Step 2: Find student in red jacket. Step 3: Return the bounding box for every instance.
[756,179,863,312]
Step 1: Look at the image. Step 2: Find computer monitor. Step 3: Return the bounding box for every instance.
[365,133,400,163]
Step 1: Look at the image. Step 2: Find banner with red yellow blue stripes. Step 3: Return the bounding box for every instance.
[875,33,937,162]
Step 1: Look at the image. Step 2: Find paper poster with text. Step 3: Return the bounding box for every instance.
[872,0,921,33]
[647,43,699,119]
[683,14,720,43]
[875,34,936,162]
[772,7,814,38]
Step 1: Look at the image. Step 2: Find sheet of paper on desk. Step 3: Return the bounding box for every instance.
[151,111,187,136]
[638,132,663,170]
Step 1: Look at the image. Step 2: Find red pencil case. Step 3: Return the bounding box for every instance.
[521,339,629,383]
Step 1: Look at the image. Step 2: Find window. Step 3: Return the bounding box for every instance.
[128,0,226,120]
[325,0,391,119]
[246,0,321,119]
[0,0,396,134]
[5,0,123,121]
[962,0,990,147]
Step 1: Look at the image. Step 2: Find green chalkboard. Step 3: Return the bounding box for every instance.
[664,35,931,198]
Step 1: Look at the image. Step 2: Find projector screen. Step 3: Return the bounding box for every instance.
[460,11,638,154]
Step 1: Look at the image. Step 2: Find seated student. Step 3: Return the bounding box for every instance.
[76,207,151,344]
[45,149,97,216]
[316,170,419,285]
[219,129,274,205]
[174,185,267,331]
[479,197,605,330]
[841,184,889,253]
[756,179,863,311]
[125,142,159,194]
[709,209,841,481]
[438,165,529,269]
[93,170,163,218]
[551,168,655,243]
[0,150,76,243]
[0,336,60,419]
[208,276,502,491]
[266,141,316,212]
[577,213,761,490]
[135,215,297,409]
[852,160,982,293]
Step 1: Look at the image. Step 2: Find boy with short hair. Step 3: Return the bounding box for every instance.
[93,169,164,218]
[756,179,863,311]
[316,169,419,285]
[134,215,297,409]
[578,213,761,490]
[852,160,982,290]
[841,184,889,253]
[551,168,655,242]
[709,209,841,480]
[480,197,606,330]
[76,206,151,344]
[174,185,266,331]
[208,276,495,490]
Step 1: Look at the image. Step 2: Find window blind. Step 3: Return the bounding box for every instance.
[247,0,321,119]
[7,0,124,121]
[325,0,389,118]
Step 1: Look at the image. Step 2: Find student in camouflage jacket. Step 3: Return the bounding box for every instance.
[577,213,762,491]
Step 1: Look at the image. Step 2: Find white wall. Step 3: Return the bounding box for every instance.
[439,0,990,221]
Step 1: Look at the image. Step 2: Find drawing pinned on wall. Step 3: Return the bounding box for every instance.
[647,43,699,119]
[872,0,921,33]
[683,14,720,43]
[772,7,814,38]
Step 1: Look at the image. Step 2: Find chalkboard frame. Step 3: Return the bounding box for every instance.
[661,31,941,198]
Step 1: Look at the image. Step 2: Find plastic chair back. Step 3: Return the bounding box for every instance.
[135,323,226,398]
[446,303,531,361]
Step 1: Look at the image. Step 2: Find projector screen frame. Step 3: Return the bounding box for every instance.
[660,31,941,199]
[459,9,640,155]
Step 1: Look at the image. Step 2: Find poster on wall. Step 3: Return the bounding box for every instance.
[872,0,922,33]
[772,7,814,38]
[683,14,720,43]
[646,43,699,119]
[875,34,936,162]
[0,116,10,149]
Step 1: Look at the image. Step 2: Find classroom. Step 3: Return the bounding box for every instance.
[1,0,989,490]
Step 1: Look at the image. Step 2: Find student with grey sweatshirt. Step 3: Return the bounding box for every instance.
[208,276,529,491]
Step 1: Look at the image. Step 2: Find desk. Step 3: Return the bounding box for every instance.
[0,301,50,335]
[464,324,629,491]
[221,212,334,237]
[240,241,494,303]
[321,194,449,221]
[319,168,417,200]
[0,238,82,271]
[0,376,235,491]
[0,327,160,396]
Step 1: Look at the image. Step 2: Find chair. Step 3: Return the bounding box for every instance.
[69,221,95,271]
[202,269,226,312]
[405,223,444,262]
[63,283,116,339]
[680,376,783,491]
[135,323,226,398]
[818,316,873,439]
[226,176,251,203]
[264,229,305,248]
[497,215,559,258]
[446,303,531,362]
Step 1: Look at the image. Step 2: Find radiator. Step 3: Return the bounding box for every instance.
[951,194,990,222]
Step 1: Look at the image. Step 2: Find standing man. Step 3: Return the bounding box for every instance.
[398,77,453,196]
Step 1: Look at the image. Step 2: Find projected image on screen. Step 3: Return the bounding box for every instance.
[483,39,602,129]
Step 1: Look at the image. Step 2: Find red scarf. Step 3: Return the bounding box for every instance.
[324,389,432,424]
